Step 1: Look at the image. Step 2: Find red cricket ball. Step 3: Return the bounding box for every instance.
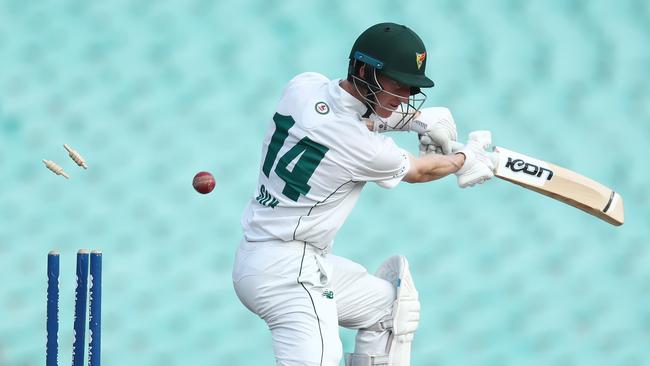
[193,171,216,194]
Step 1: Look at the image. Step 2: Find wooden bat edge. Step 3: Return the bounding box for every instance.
[496,174,624,226]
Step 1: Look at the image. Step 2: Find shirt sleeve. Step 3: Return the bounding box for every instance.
[350,135,411,189]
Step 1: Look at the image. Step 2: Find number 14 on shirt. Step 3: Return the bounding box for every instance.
[261,113,329,202]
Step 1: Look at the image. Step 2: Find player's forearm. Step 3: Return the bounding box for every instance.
[404,153,466,183]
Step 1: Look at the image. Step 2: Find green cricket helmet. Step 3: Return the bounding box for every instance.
[349,22,434,89]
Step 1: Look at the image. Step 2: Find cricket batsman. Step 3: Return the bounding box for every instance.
[232,22,495,365]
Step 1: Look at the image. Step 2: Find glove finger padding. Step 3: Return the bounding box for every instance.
[415,107,458,155]
[455,140,495,188]
[457,166,494,188]
[418,134,444,156]
[421,131,498,188]
[417,107,458,140]
[419,134,433,146]
[430,127,454,155]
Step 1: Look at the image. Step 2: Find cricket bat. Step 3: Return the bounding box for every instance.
[450,132,624,226]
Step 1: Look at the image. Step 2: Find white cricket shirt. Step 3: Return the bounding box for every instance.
[241,72,410,250]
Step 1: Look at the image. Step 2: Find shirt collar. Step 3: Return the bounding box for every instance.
[328,78,368,117]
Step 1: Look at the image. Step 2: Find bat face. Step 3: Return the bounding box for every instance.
[494,146,624,226]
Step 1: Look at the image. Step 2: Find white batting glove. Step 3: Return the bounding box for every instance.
[453,131,498,188]
[466,130,500,167]
[414,107,458,155]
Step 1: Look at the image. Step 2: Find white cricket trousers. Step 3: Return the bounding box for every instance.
[232,239,396,366]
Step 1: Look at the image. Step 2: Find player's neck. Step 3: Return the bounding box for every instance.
[339,79,364,104]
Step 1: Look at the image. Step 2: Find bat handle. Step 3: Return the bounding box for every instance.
[469,130,493,152]
[450,130,494,152]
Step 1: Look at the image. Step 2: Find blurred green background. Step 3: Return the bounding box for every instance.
[1,0,649,365]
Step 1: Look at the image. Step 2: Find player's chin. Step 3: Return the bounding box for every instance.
[377,105,397,118]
